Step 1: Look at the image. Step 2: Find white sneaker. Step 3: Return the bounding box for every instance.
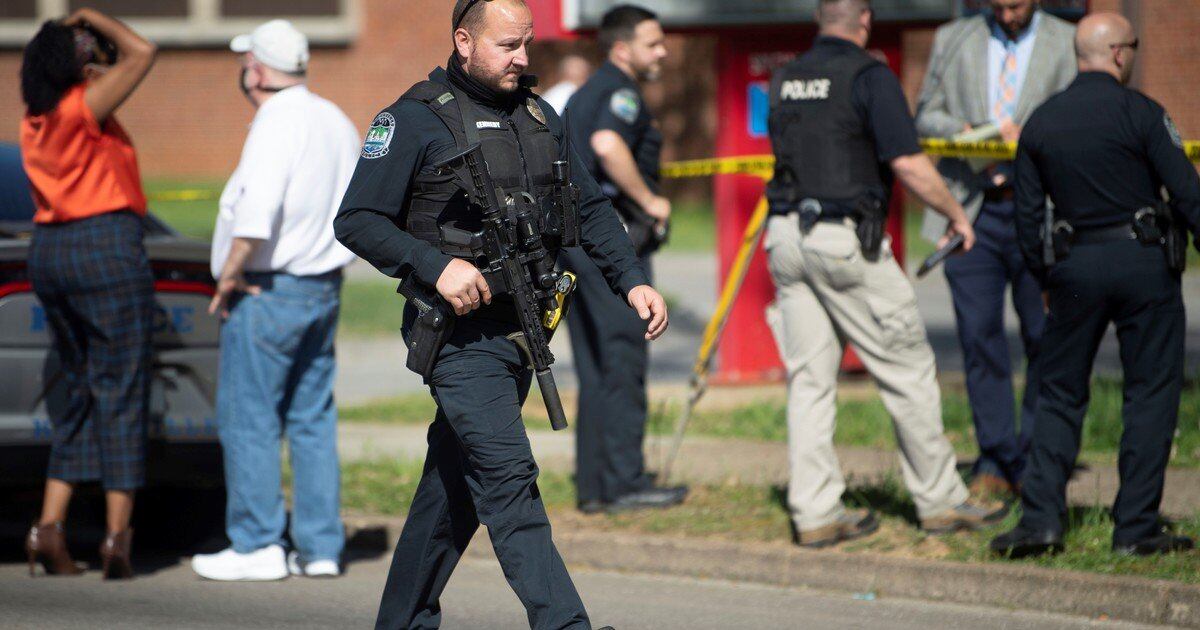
[191,545,288,581]
[287,550,341,578]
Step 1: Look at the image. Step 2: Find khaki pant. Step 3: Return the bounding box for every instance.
[764,214,968,532]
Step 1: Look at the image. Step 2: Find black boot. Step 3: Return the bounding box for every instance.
[605,485,688,513]
[1113,531,1195,557]
[989,526,1064,559]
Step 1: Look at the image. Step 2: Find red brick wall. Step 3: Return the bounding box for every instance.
[1,1,1196,181]
[0,0,455,179]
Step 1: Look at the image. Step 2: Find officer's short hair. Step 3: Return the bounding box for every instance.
[598,5,659,52]
[817,0,872,29]
[452,0,528,35]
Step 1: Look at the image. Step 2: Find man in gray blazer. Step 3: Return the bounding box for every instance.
[916,1,1075,497]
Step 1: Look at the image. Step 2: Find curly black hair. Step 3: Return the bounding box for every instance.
[20,20,85,116]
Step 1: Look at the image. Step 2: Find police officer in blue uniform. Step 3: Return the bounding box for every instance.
[991,13,1200,559]
[559,5,687,514]
[333,1,667,627]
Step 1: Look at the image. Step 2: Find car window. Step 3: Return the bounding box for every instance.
[0,143,36,222]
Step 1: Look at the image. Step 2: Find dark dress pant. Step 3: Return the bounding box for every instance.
[375,317,589,630]
[560,247,651,504]
[1018,238,1185,546]
[944,200,1045,483]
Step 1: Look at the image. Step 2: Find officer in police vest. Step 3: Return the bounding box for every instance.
[765,0,1005,548]
[333,1,666,628]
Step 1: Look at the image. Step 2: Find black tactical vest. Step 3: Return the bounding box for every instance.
[768,42,885,206]
[401,72,560,248]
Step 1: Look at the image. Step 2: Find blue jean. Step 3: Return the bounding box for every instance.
[217,271,344,562]
[944,200,1045,484]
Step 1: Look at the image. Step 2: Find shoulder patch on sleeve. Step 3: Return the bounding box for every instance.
[610,88,641,125]
[1164,114,1185,150]
[361,111,396,159]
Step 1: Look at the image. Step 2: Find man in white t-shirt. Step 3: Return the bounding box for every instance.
[192,19,359,582]
[541,53,592,115]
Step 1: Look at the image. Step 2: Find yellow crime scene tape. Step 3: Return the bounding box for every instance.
[145,138,1200,201]
[659,138,1200,180]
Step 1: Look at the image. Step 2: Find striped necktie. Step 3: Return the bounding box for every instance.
[994,40,1019,121]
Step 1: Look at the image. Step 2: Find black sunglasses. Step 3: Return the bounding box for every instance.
[1110,38,1139,52]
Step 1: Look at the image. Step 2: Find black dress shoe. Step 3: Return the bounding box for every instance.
[989,527,1064,559]
[605,486,688,513]
[1113,532,1195,557]
[577,500,605,515]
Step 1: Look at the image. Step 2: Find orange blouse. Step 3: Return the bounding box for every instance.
[20,84,147,224]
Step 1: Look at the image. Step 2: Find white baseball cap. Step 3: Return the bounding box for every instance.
[230,19,309,74]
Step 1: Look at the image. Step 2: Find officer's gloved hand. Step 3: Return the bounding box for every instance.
[437,259,492,316]
[628,285,669,341]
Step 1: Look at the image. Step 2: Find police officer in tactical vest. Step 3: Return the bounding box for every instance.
[333,1,667,627]
[765,0,1006,548]
[990,13,1200,560]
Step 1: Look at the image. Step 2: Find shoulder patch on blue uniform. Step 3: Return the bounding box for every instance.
[1165,114,1185,150]
[436,92,455,106]
[362,112,396,159]
[610,88,640,125]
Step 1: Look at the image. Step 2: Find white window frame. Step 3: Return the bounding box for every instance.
[0,0,360,48]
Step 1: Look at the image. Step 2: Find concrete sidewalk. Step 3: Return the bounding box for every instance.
[339,419,1200,519]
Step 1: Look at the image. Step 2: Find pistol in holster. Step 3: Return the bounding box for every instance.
[1134,204,1188,274]
[397,274,455,381]
[853,195,886,262]
[765,167,799,217]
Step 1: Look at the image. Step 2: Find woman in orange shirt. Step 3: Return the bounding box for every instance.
[20,8,156,579]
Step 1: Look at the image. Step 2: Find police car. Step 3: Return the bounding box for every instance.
[0,142,222,488]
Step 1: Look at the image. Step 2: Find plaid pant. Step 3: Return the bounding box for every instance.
[27,211,154,490]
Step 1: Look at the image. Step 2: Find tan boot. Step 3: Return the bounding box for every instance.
[921,499,1009,534]
[968,473,1014,500]
[796,509,879,548]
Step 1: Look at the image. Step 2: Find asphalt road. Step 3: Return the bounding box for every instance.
[0,552,1167,630]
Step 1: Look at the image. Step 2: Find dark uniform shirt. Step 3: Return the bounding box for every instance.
[563,61,663,197]
[1015,71,1200,277]
[817,36,923,195]
[333,67,649,299]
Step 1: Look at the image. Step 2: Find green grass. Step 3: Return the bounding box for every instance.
[342,378,1200,468]
[145,180,223,241]
[337,457,1200,583]
[339,281,406,337]
[661,200,715,253]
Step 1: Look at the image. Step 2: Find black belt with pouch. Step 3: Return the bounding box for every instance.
[397,274,455,381]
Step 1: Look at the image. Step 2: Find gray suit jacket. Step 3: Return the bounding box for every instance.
[916,11,1076,243]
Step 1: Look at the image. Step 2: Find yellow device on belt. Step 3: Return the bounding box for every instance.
[543,271,577,331]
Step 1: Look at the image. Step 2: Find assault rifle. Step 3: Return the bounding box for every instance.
[434,143,577,431]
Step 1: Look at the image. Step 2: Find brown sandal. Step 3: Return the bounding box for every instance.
[25,522,84,576]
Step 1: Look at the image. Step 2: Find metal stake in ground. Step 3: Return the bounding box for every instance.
[660,194,770,483]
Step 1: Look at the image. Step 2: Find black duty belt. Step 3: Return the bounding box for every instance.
[1071,224,1137,246]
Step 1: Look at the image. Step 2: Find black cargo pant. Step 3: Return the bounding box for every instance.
[375,316,589,630]
[1018,237,1185,546]
[561,247,651,505]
